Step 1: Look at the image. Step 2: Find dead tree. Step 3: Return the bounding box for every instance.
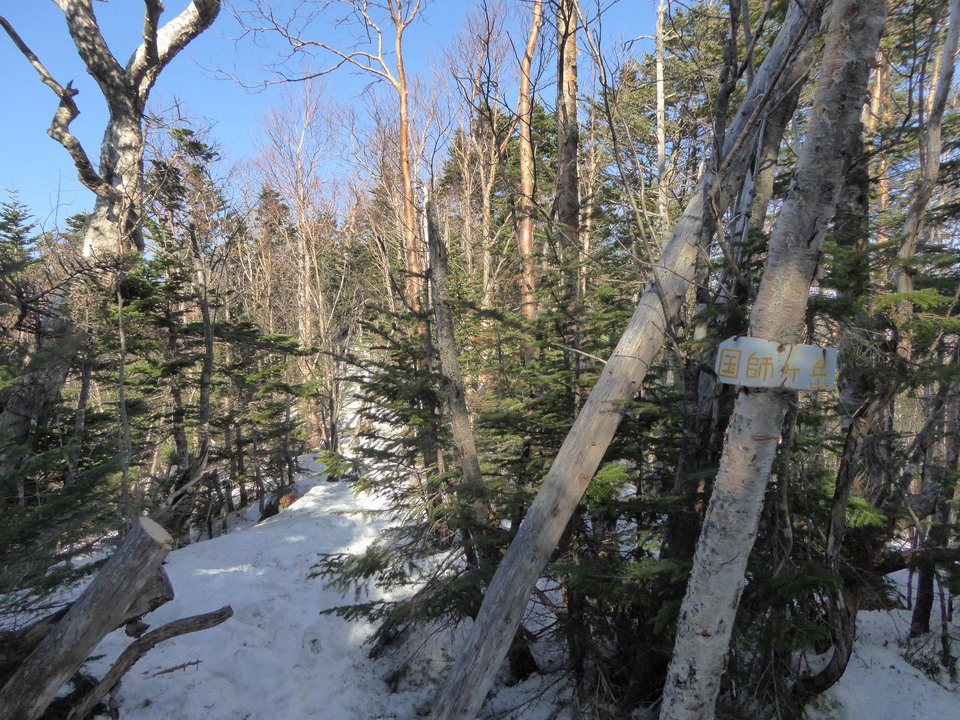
[0,518,175,720]
[427,1,828,716]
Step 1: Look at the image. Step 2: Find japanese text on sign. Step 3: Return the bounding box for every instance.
[714,336,837,391]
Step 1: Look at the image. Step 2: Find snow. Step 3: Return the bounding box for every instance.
[85,455,575,720]
[80,458,960,720]
[809,611,959,720]
[805,573,960,720]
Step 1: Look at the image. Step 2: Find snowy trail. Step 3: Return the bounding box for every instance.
[88,460,427,720]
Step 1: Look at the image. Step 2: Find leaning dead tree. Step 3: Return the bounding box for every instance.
[427,1,827,717]
[0,517,232,720]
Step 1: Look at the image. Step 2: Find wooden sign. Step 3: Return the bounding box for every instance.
[714,336,837,391]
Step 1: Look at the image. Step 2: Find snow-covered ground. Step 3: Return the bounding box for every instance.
[85,455,574,720]
[83,457,960,719]
[806,586,960,720]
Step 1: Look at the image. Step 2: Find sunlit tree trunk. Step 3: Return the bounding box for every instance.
[518,0,543,321]
[659,2,887,717]
[3,1,221,256]
[394,16,422,311]
[555,0,580,290]
[656,0,670,234]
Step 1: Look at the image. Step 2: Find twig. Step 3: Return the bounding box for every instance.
[67,606,233,720]
[150,659,202,677]
[547,342,607,365]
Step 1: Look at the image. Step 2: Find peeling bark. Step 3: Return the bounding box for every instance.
[659,2,887,718]
[3,1,221,256]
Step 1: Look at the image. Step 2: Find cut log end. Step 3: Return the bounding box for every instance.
[138,516,174,549]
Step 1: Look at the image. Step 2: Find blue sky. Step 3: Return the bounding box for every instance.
[0,1,655,232]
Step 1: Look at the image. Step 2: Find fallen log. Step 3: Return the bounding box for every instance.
[0,607,69,689]
[0,516,174,720]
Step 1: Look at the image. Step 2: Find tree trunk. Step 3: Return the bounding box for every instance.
[0,517,175,720]
[663,43,806,563]
[659,2,886,718]
[427,2,827,716]
[0,0,221,518]
[51,0,222,256]
[425,199,486,538]
[555,0,580,295]
[394,17,422,312]
[797,384,898,697]
[656,0,669,234]
[910,559,937,637]
[517,0,543,322]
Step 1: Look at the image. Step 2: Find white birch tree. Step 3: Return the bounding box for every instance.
[658,0,888,717]
[1,1,221,257]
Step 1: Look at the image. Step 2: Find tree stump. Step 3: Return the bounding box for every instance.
[0,517,174,720]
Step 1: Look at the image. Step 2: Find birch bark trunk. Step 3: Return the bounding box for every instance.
[427,2,827,717]
[658,1,887,717]
[0,0,220,493]
[49,0,220,256]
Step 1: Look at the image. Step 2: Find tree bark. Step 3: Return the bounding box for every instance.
[517,0,543,322]
[0,0,220,523]
[425,199,486,544]
[555,0,580,292]
[391,2,423,312]
[656,0,670,234]
[427,2,827,716]
[663,40,807,564]
[49,0,220,256]
[0,517,175,720]
[658,2,887,718]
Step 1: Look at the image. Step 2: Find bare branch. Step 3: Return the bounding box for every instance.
[66,606,234,720]
[0,15,118,201]
[55,0,127,97]
[143,0,164,68]
[128,0,222,99]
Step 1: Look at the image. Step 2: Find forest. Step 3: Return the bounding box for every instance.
[0,0,958,719]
